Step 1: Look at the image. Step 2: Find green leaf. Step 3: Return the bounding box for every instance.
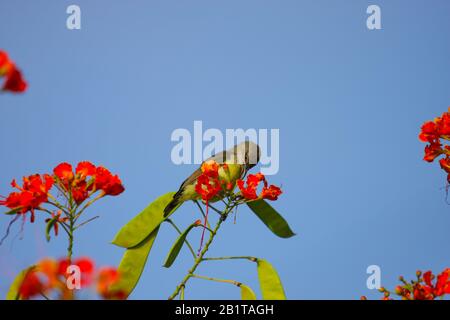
[257,259,286,300]
[163,222,198,268]
[4,208,20,215]
[6,266,35,300]
[110,227,159,298]
[247,200,295,238]
[45,218,57,242]
[240,284,257,300]
[112,192,180,248]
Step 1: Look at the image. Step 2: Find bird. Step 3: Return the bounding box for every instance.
[164,141,261,217]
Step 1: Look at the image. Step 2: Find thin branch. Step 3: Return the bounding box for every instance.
[0,214,20,246]
[39,291,51,300]
[198,224,215,235]
[180,285,185,300]
[165,219,196,259]
[38,208,70,228]
[191,274,241,287]
[202,256,257,262]
[53,183,71,202]
[206,203,223,216]
[73,193,104,223]
[46,201,70,216]
[194,200,211,229]
[74,215,100,230]
[168,200,235,300]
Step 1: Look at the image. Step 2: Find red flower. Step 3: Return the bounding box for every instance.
[261,185,283,201]
[419,121,438,143]
[102,174,125,196]
[237,173,266,200]
[76,161,96,179]
[439,157,450,182]
[398,269,450,300]
[237,173,282,201]
[53,163,74,185]
[71,180,89,204]
[16,257,127,300]
[194,160,223,202]
[94,166,125,196]
[52,162,125,204]
[439,157,450,172]
[45,211,68,237]
[96,267,125,300]
[58,257,95,287]
[1,174,54,222]
[423,142,443,162]
[0,192,22,210]
[3,67,27,93]
[194,160,224,254]
[19,271,44,300]
[0,51,8,67]
[436,112,450,137]
[421,269,450,298]
[0,50,27,93]
[418,108,450,182]
[201,160,220,178]
[0,51,13,76]
[435,268,450,296]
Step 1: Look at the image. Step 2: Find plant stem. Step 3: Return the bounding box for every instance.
[206,203,223,216]
[73,193,104,223]
[74,215,99,230]
[191,274,241,287]
[180,285,185,300]
[202,256,258,262]
[67,221,74,263]
[67,203,76,263]
[166,219,196,259]
[168,217,224,300]
[194,200,211,229]
[39,291,51,300]
[168,200,239,300]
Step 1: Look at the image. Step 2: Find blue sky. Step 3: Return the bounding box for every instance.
[0,0,449,299]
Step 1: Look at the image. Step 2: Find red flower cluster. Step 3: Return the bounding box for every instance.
[237,173,282,201]
[419,108,450,181]
[0,174,54,222]
[195,160,223,202]
[364,268,450,300]
[406,269,450,300]
[194,160,226,254]
[97,268,125,300]
[53,161,125,204]
[0,161,124,224]
[18,257,124,300]
[0,50,27,93]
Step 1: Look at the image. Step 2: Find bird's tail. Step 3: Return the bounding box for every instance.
[164,196,181,217]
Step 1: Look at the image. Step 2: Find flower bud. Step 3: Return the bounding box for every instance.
[395,286,403,295]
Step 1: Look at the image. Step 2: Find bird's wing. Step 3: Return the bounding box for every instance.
[175,149,232,197]
[175,167,203,197]
[207,150,228,163]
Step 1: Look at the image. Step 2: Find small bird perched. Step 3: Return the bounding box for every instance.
[164,141,261,216]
